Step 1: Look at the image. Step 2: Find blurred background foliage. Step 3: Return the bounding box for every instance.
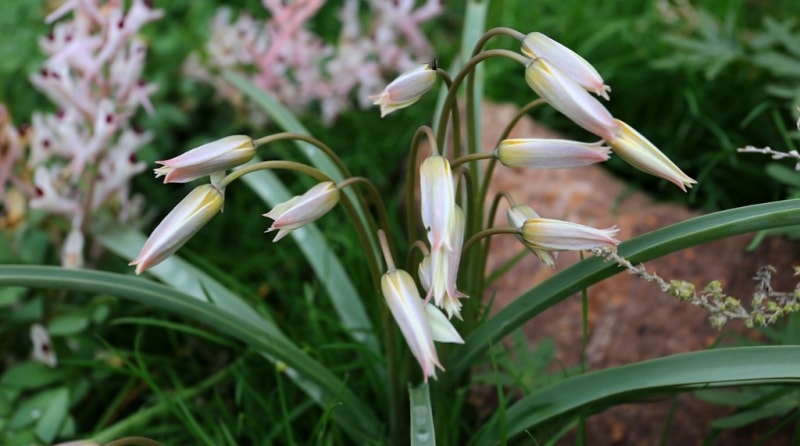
[2,0,800,443]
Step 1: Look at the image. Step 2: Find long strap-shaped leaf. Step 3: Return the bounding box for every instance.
[0,265,383,443]
[449,199,800,378]
[471,346,800,444]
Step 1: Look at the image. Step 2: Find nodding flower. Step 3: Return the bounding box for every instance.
[130,184,224,274]
[525,57,619,141]
[521,32,611,100]
[154,135,255,183]
[608,119,697,192]
[496,138,610,169]
[520,217,620,252]
[264,182,340,242]
[370,63,437,117]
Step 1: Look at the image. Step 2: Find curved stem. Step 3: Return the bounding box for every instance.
[338,177,397,265]
[338,191,382,290]
[405,126,439,245]
[218,160,330,188]
[435,49,530,151]
[471,27,526,59]
[436,68,462,159]
[451,152,494,170]
[478,98,548,210]
[462,227,519,259]
[253,132,352,178]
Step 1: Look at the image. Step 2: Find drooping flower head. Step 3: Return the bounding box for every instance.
[264,181,340,242]
[525,58,619,141]
[521,32,611,100]
[154,135,255,184]
[370,63,437,117]
[130,184,224,274]
[382,268,443,381]
[496,138,610,169]
[420,154,455,252]
[521,218,620,252]
[507,205,556,267]
[419,205,467,319]
[607,119,697,192]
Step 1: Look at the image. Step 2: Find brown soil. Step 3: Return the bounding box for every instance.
[474,103,800,445]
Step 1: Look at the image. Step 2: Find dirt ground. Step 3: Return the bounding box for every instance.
[476,103,800,445]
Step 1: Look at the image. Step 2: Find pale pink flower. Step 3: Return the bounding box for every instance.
[525,58,620,141]
[130,184,225,274]
[507,205,557,267]
[419,206,467,319]
[370,64,437,117]
[521,32,611,100]
[154,135,256,184]
[608,119,697,192]
[496,138,610,169]
[521,218,620,252]
[382,268,443,381]
[420,155,456,252]
[264,182,340,242]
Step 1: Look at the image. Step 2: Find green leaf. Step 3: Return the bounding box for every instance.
[409,382,435,446]
[0,265,383,443]
[8,386,68,431]
[34,386,69,444]
[47,313,90,336]
[449,199,800,379]
[1,362,63,390]
[473,347,800,443]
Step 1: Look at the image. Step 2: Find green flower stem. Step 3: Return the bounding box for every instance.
[462,227,520,260]
[436,68,462,159]
[451,151,494,170]
[434,49,530,152]
[253,132,352,179]
[462,27,523,185]
[338,177,396,263]
[471,27,526,58]
[405,126,439,246]
[218,160,331,188]
[377,230,404,444]
[336,191,382,291]
[472,192,517,300]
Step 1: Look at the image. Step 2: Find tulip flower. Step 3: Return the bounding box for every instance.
[154,135,255,183]
[507,205,556,267]
[130,184,224,274]
[521,32,611,100]
[525,58,619,141]
[370,63,437,117]
[382,268,443,381]
[608,119,697,192]
[264,182,340,242]
[521,218,620,252]
[496,138,610,169]
[420,154,456,252]
[419,206,467,319]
